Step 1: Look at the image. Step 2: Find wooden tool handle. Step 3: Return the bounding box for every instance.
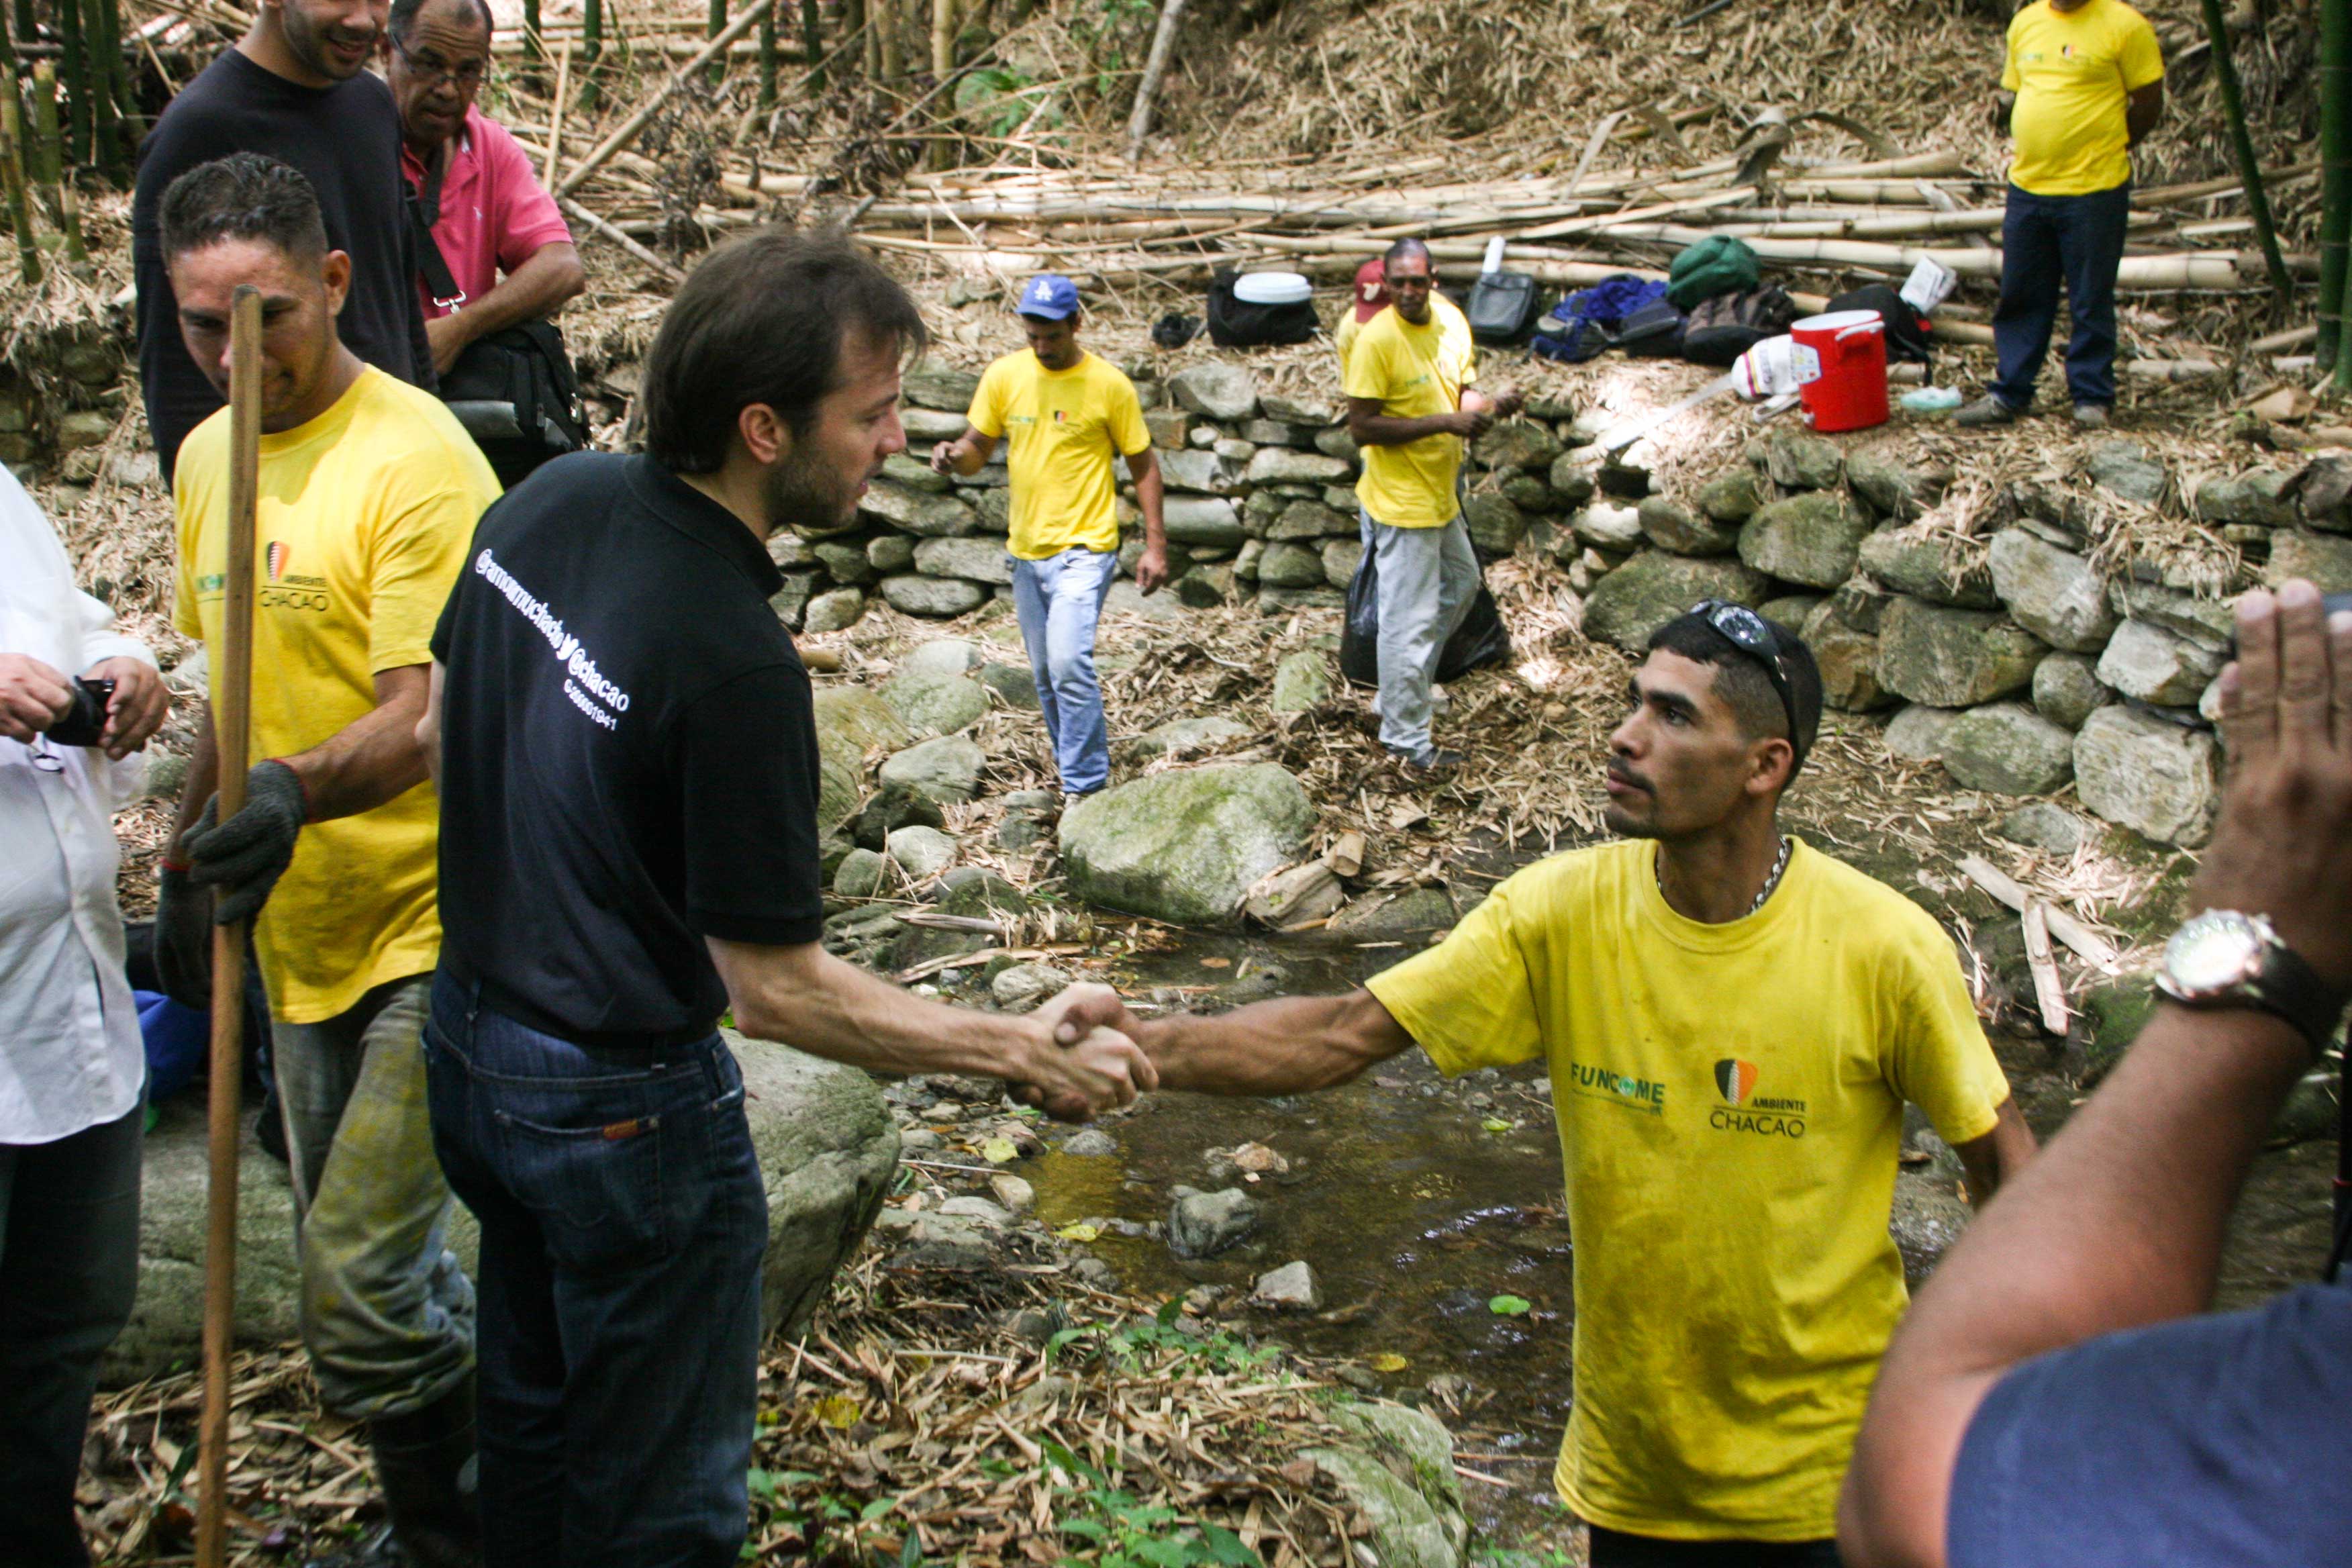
[196,283,265,1568]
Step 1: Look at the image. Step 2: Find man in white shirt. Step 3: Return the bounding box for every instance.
[0,467,168,1567]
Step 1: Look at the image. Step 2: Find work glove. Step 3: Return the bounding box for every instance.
[154,864,215,1012]
[183,759,309,926]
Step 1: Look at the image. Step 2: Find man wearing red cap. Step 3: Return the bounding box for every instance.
[1332,257,1387,373]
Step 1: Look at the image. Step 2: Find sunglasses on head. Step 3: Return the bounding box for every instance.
[1690,599,1804,772]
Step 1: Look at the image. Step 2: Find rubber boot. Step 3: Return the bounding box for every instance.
[305,1375,484,1568]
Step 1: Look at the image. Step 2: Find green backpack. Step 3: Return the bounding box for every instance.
[1666,236,1762,310]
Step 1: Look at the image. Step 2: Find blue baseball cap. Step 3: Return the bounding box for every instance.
[1018,274,1081,321]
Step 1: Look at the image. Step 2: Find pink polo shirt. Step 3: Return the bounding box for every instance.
[399,105,573,320]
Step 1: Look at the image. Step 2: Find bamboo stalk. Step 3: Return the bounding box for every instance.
[579,0,601,111]
[877,0,901,81]
[799,0,822,91]
[59,0,87,166]
[561,193,687,281]
[0,91,41,285]
[758,0,778,108]
[542,40,571,188]
[2321,0,2349,372]
[195,283,263,1568]
[522,0,541,65]
[707,0,726,88]
[29,60,62,191]
[81,0,119,181]
[1123,0,1187,158]
[2200,0,2292,301]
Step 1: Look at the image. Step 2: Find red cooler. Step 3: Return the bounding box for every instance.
[1790,309,1889,434]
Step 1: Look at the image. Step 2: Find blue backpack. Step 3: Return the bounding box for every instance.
[1530,276,1672,363]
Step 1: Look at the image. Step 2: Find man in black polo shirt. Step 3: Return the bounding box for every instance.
[420,229,1154,1568]
[135,0,432,479]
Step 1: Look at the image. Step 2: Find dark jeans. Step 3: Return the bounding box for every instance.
[0,1104,144,1568]
[1589,1525,1843,1566]
[1991,181,2132,412]
[422,974,767,1568]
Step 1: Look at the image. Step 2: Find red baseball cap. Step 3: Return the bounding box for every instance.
[1352,258,1390,322]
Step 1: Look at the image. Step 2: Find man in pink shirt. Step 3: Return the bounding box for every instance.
[385,0,583,380]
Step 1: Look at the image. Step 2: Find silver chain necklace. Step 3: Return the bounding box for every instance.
[1657,835,1792,918]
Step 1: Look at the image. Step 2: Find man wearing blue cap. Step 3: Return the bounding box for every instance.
[932,275,1167,800]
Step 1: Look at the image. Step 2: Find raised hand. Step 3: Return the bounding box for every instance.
[2200,581,2352,989]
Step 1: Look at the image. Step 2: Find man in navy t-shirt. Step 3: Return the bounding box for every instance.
[1838,579,2352,1568]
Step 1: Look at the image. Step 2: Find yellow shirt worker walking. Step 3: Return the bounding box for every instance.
[932,274,1167,797]
[1959,0,2163,430]
[1340,237,1518,779]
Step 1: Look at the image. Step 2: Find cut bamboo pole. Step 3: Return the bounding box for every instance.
[561,194,687,281]
[2200,0,2291,301]
[556,0,775,201]
[195,283,263,1568]
[2022,904,2071,1036]
[1957,856,2118,969]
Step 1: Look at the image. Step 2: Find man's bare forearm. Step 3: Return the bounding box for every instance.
[1139,990,1414,1096]
[1952,1096,2036,1206]
[1844,1005,2308,1567]
[1132,458,1167,542]
[277,667,432,822]
[708,940,1151,1117]
[443,242,588,349]
[1351,411,1460,447]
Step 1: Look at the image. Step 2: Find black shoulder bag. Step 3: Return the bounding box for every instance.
[407,155,586,488]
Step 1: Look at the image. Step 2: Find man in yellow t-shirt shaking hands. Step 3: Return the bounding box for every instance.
[1958,0,2163,432]
[1101,605,2039,1565]
[1344,238,1519,781]
[931,275,1166,799]
[157,154,499,1568]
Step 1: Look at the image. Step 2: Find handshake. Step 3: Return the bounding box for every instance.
[1005,982,1157,1122]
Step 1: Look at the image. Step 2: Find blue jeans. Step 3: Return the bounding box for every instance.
[423,975,767,1568]
[1992,181,2131,411]
[1011,546,1120,793]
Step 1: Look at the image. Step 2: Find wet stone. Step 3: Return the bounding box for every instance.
[1167,1186,1263,1259]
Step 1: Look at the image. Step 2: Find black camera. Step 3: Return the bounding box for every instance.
[44,677,115,748]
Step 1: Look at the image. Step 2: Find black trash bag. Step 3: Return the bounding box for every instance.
[1339,546,1512,690]
[1153,312,1202,349]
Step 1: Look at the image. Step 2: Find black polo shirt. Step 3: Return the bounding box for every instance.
[134,48,434,481]
[430,451,825,1048]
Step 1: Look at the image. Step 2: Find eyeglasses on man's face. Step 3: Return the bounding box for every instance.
[392,36,488,89]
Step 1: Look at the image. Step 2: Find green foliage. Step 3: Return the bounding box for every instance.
[1045,1299,1282,1376]
[954,67,1059,140]
[1469,1551,1574,1568]
[1487,1295,1532,1316]
[1041,1437,1262,1568]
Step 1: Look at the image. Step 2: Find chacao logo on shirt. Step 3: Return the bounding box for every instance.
[1710,1057,1807,1138]
[1567,1061,1665,1116]
[260,539,331,611]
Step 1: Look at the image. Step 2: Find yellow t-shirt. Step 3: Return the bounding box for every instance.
[2002,0,2163,197]
[1366,840,2010,1541]
[173,369,499,1024]
[1343,296,1477,528]
[967,350,1148,561]
[1332,311,1363,375]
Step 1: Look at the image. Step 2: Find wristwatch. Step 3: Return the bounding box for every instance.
[2154,910,2345,1059]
